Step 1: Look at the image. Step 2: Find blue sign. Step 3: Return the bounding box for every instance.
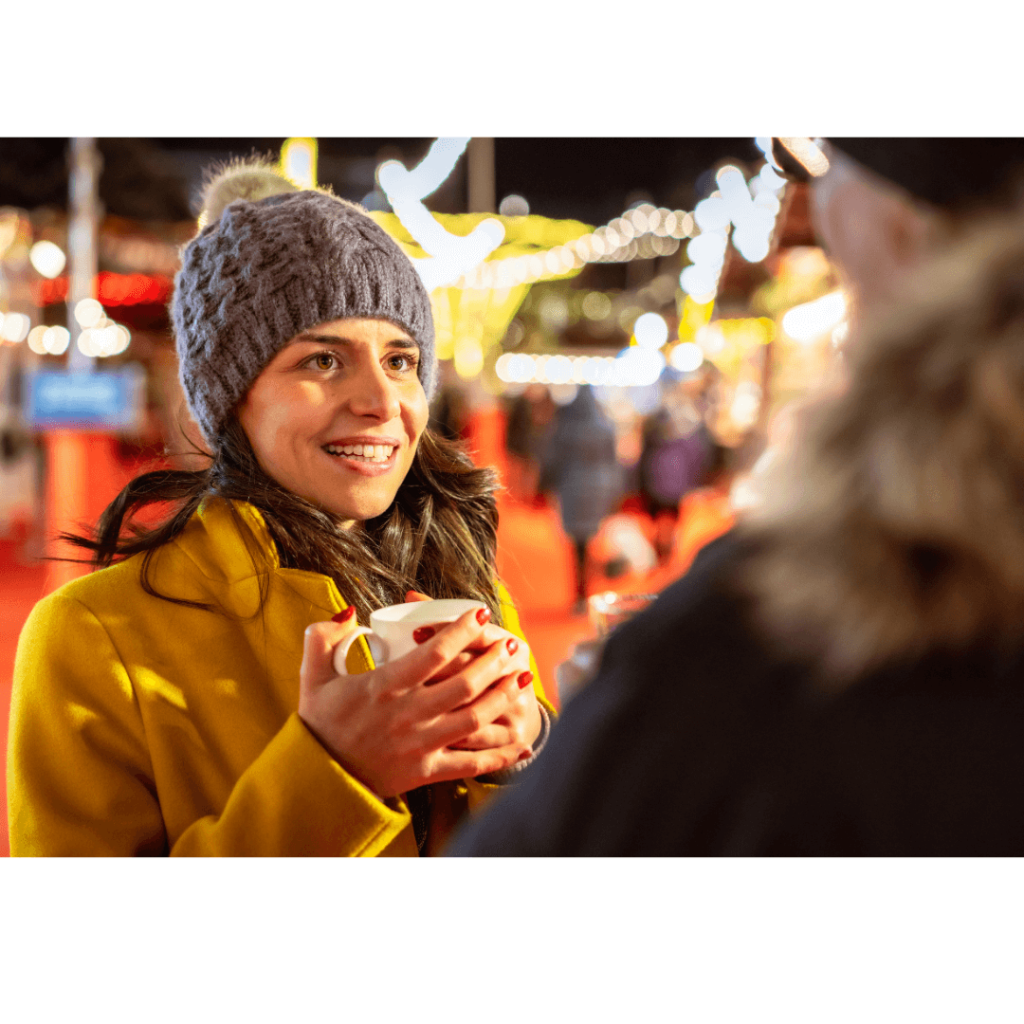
[24,367,145,430]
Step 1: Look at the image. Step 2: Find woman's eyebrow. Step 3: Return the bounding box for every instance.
[294,333,418,349]
[293,333,352,346]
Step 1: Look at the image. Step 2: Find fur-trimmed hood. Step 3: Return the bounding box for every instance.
[739,203,1024,685]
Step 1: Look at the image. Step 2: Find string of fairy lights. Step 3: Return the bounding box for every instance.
[373,138,788,300]
[457,203,694,292]
[451,156,789,303]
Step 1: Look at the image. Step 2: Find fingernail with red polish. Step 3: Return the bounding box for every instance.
[332,607,356,623]
[517,671,533,689]
[506,637,519,656]
[476,607,492,625]
[413,626,436,644]
[517,748,533,762]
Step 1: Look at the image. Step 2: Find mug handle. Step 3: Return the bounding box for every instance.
[332,627,389,675]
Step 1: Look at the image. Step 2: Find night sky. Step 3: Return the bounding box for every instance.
[0,137,761,227]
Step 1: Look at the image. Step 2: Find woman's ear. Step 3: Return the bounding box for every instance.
[812,162,935,309]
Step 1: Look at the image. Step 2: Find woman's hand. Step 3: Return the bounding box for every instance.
[404,591,543,755]
[298,606,532,799]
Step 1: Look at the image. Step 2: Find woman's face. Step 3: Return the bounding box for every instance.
[237,317,430,527]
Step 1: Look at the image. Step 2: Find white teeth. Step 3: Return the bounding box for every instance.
[324,443,395,463]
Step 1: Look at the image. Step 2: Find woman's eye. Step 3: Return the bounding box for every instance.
[388,353,417,373]
[311,352,337,370]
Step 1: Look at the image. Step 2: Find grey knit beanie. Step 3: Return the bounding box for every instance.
[172,161,436,443]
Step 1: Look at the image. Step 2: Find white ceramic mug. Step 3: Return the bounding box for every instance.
[332,598,487,675]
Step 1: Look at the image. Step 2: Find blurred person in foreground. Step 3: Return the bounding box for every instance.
[450,138,1024,856]
[8,160,553,856]
[539,385,623,614]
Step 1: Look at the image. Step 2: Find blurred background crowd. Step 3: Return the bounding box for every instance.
[0,136,851,856]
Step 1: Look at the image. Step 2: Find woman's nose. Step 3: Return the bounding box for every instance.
[346,362,402,421]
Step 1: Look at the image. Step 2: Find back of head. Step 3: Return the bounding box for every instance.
[740,195,1024,684]
[172,158,437,444]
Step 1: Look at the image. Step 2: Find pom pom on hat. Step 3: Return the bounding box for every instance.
[198,158,300,226]
[172,158,436,443]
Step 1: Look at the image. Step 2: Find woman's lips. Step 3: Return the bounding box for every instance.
[322,442,399,476]
[323,442,397,463]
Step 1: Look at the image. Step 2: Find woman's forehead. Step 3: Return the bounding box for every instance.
[295,317,417,344]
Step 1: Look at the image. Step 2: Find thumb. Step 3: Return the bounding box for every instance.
[405,590,433,603]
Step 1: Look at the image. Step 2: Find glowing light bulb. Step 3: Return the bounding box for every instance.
[782,291,847,343]
[43,326,70,355]
[377,138,505,291]
[680,265,720,298]
[758,163,788,193]
[614,346,665,387]
[687,232,728,266]
[694,196,731,233]
[74,298,104,329]
[281,138,317,188]
[546,354,573,384]
[111,324,131,354]
[498,194,530,217]
[611,218,635,241]
[0,312,30,342]
[495,353,514,381]
[29,240,66,278]
[633,312,669,349]
[670,341,704,372]
[28,325,49,353]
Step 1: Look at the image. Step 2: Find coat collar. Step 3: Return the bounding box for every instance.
[175,499,343,616]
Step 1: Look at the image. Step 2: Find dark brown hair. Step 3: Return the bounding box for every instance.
[63,419,505,626]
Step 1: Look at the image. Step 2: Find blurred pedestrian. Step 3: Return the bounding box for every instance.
[504,383,555,503]
[638,388,713,561]
[645,441,737,590]
[539,385,623,614]
[8,159,552,856]
[449,138,1024,856]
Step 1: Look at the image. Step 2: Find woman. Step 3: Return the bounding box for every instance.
[8,160,553,856]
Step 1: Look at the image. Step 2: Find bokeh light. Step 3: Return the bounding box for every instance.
[498,194,530,217]
[74,298,105,329]
[582,291,612,320]
[43,326,71,355]
[781,291,847,343]
[669,341,704,372]
[27,325,49,354]
[633,312,669,349]
[614,346,665,387]
[0,313,30,343]
[29,240,66,279]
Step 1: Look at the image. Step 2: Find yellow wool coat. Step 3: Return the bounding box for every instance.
[7,499,552,856]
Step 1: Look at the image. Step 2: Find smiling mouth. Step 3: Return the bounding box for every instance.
[323,443,397,464]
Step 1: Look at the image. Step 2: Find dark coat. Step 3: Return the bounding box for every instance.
[539,387,622,542]
[449,532,1024,856]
